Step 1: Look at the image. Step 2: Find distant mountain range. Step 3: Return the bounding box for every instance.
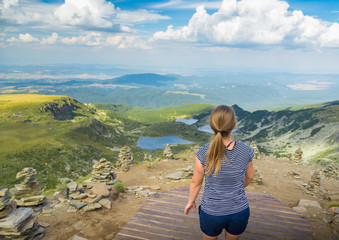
[1,66,339,109]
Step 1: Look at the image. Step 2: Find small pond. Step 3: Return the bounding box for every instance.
[175,118,198,125]
[137,136,193,150]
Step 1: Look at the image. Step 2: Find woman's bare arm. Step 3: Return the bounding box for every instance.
[184,157,204,215]
[244,161,254,188]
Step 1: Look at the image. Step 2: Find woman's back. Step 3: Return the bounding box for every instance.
[197,141,254,216]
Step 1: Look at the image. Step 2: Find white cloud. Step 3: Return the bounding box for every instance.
[287,80,334,90]
[151,0,221,10]
[153,0,339,48]
[116,9,171,24]
[19,33,39,42]
[6,33,39,43]
[106,35,151,49]
[53,0,118,30]
[59,32,151,49]
[41,32,58,44]
[61,32,102,46]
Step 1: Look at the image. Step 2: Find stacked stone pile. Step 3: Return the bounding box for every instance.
[323,163,339,180]
[0,187,16,219]
[252,169,264,185]
[91,158,117,185]
[294,148,303,161]
[188,145,200,154]
[117,146,134,171]
[305,170,322,196]
[52,180,117,213]
[290,171,301,180]
[51,159,119,213]
[143,154,152,162]
[0,186,45,239]
[163,144,174,160]
[9,168,46,207]
[250,141,260,160]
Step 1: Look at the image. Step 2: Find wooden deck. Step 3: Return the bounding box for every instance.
[114,185,312,240]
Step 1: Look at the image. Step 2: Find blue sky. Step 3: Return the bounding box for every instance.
[1,0,339,74]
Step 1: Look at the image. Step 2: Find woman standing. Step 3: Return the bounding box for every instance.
[184,105,254,240]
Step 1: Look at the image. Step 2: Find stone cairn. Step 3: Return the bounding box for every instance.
[116,146,134,171]
[163,144,175,160]
[91,158,117,185]
[252,169,264,185]
[323,163,339,180]
[189,145,200,154]
[0,185,45,239]
[51,159,118,213]
[293,148,303,164]
[9,168,46,207]
[304,170,322,196]
[143,154,152,162]
[250,141,260,160]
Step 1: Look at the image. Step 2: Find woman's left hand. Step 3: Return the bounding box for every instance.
[184,202,196,215]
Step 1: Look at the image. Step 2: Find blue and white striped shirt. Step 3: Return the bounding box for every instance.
[197,141,254,216]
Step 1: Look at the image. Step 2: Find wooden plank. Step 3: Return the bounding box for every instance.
[138,208,199,223]
[114,233,148,240]
[133,212,199,228]
[124,222,201,240]
[114,186,313,240]
[129,215,201,234]
[119,228,176,240]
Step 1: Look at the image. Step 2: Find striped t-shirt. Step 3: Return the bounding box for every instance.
[196,141,254,216]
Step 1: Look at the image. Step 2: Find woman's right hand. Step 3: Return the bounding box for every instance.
[184,202,196,215]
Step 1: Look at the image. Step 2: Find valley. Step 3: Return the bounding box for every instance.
[0,94,338,192]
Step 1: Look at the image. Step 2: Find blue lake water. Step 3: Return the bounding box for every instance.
[136,136,193,150]
[175,118,198,125]
[198,125,239,134]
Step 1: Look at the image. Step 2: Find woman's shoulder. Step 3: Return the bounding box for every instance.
[196,143,210,160]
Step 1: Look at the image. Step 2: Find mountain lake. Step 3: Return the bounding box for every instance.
[175,118,198,125]
[136,136,193,150]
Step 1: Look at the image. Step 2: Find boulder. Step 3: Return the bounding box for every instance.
[298,199,322,209]
[67,181,78,193]
[98,199,112,209]
[166,172,184,180]
[83,203,101,212]
[91,183,109,197]
[69,200,87,210]
[0,208,33,229]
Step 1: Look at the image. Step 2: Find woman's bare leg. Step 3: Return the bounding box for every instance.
[225,230,241,240]
[202,233,218,240]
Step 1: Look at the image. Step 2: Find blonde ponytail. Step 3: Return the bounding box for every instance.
[205,105,237,175]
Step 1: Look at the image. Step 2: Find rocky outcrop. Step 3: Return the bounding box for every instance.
[40,97,91,120]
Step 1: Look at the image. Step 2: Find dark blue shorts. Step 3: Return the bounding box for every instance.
[199,206,250,237]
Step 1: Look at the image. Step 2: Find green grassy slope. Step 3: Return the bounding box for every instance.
[0,94,135,189]
[269,100,339,111]
[94,103,214,124]
[0,95,213,190]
